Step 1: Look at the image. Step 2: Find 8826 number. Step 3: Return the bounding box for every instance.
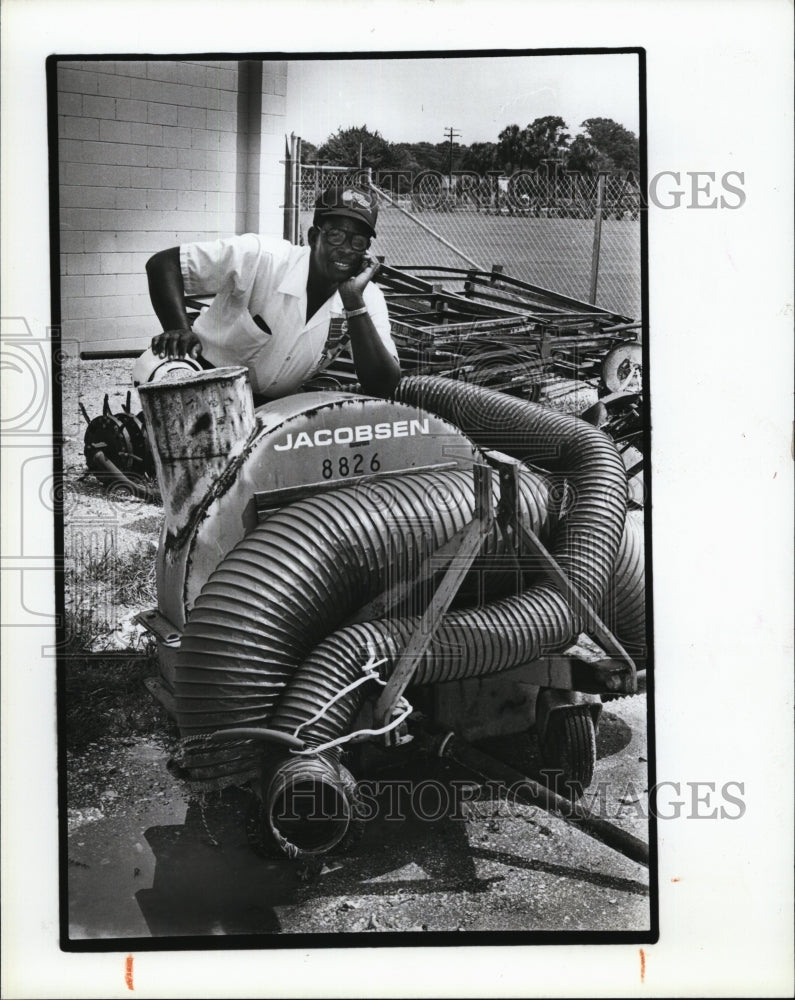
[321,452,380,479]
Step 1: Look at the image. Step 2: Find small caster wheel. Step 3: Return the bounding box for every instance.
[601,342,642,395]
[540,705,597,795]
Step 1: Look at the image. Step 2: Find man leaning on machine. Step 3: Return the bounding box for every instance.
[140,186,400,400]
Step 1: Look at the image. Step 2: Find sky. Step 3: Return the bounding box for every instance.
[285,53,641,148]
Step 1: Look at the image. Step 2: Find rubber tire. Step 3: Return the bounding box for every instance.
[541,706,597,793]
[601,342,642,394]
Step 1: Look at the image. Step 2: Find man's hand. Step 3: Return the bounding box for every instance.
[338,254,381,310]
[151,329,202,360]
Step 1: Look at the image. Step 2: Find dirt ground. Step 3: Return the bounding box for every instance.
[66,698,650,939]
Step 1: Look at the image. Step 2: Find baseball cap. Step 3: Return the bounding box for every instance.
[313,186,378,237]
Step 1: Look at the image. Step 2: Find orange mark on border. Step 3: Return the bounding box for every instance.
[639,947,646,984]
[671,876,681,883]
[125,955,134,991]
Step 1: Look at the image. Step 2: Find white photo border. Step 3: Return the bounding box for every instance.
[2,1,793,998]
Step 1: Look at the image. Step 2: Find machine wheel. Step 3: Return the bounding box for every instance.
[540,706,597,793]
[601,342,642,394]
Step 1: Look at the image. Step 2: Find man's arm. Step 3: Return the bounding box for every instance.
[145,246,201,359]
[346,312,401,397]
[339,259,400,397]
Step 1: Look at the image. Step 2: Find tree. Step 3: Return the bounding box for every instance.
[395,141,448,173]
[316,125,396,170]
[299,139,319,164]
[460,141,497,174]
[579,118,639,173]
[496,124,524,173]
[521,116,571,170]
[389,143,418,172]
[497,117,571,173]
[565,134,601,175]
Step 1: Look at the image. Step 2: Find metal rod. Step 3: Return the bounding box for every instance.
[282,134,292,242]
[373,464,493,727]
[369,181,483,270]
[206,727,305,751]
[440,735,650,867]
[80,349,142,360]
[589,174,606,305]
[378,262,628,322]
[345,524,470,626]
[517,515,637,687]
[293,134,302,244]
[91,450,160,504]
[601,322,642,334]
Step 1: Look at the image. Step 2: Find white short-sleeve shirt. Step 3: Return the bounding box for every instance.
[180,234,397,397]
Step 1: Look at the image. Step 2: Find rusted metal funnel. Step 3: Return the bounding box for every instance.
[138,366,255,538]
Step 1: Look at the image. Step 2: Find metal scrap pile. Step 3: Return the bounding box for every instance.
[313,263,641,401]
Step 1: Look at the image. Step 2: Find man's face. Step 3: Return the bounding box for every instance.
[311,216,372,284]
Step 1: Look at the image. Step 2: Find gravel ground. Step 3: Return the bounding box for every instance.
[66,698,649,938]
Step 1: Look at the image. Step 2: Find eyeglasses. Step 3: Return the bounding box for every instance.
[321,227,370,252]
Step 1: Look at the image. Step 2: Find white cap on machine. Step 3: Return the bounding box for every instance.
[132,347,204,387]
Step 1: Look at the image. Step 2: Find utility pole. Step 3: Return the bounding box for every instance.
[444,126,461,186]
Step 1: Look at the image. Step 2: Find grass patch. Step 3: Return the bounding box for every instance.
[62,515,168,749]
[62,600,115,654]
[372,210,641,319]
[68,539,157,608]
[61,598,173,752]
[109,545,158,605]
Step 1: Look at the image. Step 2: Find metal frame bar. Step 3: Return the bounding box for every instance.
[372,464,493,730]
[382,263,630,323]
[363,451,638,736]
[498,461,637,691]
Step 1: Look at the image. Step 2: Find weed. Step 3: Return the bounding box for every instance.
[111,545,158,605]
[61,599,113,654]
[67,541,157,610]
[61,602,172,750]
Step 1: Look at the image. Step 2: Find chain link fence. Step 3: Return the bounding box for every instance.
[294,163,641,321]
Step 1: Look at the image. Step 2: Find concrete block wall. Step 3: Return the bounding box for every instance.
[255,64,289,236]
[239,61,290,237]
[57,59,288,352]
